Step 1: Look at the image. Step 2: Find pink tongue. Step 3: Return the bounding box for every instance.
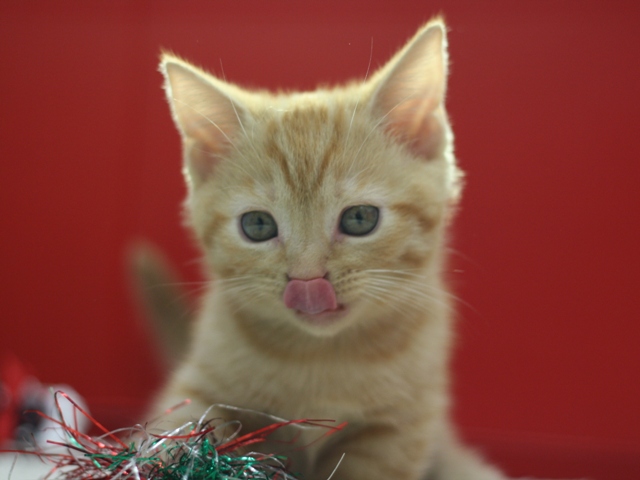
[283,278,338,315]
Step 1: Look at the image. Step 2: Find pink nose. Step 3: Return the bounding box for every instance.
[283,277,338,315]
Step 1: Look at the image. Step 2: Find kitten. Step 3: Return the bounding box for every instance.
[150,18,508,480]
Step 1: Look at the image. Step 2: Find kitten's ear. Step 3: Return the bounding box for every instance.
[370,20,449,160]
[160,55,246,186]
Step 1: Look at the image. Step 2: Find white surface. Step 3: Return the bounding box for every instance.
[0,385,90,479]
[0,453,51,480]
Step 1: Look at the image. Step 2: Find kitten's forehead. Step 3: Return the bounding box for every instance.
[214,92,450,226]
[259,103,349,202]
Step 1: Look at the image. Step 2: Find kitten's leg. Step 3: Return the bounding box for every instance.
[312,422,434,480]
[426,426,507,480]
[147,389,221,433]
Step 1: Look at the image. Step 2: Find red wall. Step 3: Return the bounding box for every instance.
[1,2,639,478]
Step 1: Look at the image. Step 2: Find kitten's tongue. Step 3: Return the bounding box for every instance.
[283,278,338,315]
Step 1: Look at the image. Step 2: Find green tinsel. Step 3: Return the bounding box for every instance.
[5,392,345,479]
[10,392,306,480]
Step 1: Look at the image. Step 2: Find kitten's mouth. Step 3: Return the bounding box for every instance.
[283,277,346,325]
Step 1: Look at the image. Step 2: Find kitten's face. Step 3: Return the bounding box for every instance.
[189,102,451,335]
[162,21,459,336]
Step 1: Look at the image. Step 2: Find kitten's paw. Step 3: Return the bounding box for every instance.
[513,477,591,480]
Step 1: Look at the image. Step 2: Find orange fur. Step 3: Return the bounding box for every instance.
[150,19,512,480]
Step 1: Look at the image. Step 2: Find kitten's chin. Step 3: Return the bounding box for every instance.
[292,305,349,333]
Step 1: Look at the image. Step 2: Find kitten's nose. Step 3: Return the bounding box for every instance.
[283,277,338,315]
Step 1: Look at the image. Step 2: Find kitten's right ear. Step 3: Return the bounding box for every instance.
[160,55,246,187]
[369,20,449,161]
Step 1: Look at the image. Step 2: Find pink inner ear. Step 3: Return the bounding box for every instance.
[283,278,338,315]
[370,24,447,161]
[186,141,218,183]
[402,113,445,160]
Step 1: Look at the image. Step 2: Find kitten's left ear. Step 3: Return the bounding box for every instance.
[370,20,449,160]
[160,55,247,187]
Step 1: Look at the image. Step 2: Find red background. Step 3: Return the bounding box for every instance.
[1,1,639,478]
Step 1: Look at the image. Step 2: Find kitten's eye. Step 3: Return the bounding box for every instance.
[241,211,278,242]
[340,205,379,236]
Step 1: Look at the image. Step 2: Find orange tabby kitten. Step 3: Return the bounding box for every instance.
[151,19,509,480]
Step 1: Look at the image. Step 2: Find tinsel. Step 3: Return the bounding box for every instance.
[5,391,344,480]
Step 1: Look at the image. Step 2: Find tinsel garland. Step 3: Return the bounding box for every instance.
[5,391,344,480]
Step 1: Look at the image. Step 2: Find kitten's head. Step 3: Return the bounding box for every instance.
[161,20,461,338]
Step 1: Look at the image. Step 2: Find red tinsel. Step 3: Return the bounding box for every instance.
[3,391,346,480]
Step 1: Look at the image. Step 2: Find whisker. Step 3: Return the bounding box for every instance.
[171,97,239,154]
[190,144,258,183]
[446,247,483,270]
[218,60,247,136]
[215,275,278,314]
[360,288,410,317]
[218,59,265,173]
[347,90,418,178]
[363,269,478,314]
[216,274,258,284]
[345,37,374,144]
[364,277,431,298]
[144,281,210,288]
[364,268,426,277]
[181,253,208,268]
[362,281,424,317]
[363,278,449,313]
[229,288,269,316]
[172,97,262,183]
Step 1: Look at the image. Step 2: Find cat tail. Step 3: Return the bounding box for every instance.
[127,241,192,368]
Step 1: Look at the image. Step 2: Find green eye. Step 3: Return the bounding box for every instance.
[340,205,379,236]
[241,211,278,242]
